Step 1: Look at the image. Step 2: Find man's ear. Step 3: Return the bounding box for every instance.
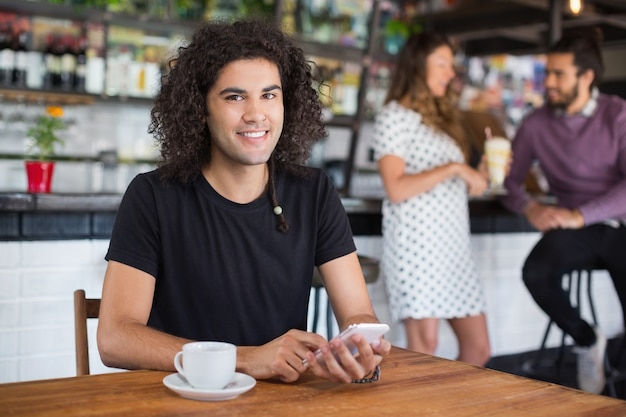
[579,68,595,89]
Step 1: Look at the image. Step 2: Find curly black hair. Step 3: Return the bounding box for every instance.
[149,18,328,184]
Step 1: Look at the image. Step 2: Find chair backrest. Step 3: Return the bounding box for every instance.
[73,289,101,376]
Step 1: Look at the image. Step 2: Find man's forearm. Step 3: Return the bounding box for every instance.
[97,320,190,371]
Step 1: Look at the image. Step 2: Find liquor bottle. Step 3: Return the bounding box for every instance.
[25,38,43,89]
[60,35,76,91]
[42,33,59,89]
[106,45,132,97]
[129,47,146,97]
[0,26,15,87]
[74,36,87,91]
[13,30,28,87]
[85,46,104,94]
[85,23,105,95]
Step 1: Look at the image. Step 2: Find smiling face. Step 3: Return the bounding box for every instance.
[425,45,455,97]
[205,58,284,170]
[544,52,592,114]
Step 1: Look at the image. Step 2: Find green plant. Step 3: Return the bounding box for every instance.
[47,0,122,8]
[26,106,67,161]
[384,18,422,40]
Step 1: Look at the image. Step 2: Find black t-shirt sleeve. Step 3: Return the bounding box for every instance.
[105,173,161,278]
[313,171,356,266]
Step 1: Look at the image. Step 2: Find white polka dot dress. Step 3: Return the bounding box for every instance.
[372,101,486,322]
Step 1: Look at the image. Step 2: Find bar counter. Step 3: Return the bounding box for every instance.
[0,192,534,240]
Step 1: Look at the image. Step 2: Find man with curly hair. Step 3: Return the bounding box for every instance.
[96,19,390,384]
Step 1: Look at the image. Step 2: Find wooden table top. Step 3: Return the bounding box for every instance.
[2,347,625,416]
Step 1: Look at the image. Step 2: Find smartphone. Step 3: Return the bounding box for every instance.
[311,323,390,364]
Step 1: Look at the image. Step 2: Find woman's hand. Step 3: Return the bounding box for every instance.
[454,162,489,196]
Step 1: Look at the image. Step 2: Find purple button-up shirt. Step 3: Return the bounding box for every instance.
[502,91,626,225]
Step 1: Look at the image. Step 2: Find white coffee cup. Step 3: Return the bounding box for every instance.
[484,136,511,187]
[174,341,236,390]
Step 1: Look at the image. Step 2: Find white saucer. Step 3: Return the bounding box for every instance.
[163,372,256,401]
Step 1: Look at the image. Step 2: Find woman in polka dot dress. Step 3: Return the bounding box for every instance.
[372,32,491,366]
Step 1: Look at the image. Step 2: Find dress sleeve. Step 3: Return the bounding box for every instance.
[372,104,415,161]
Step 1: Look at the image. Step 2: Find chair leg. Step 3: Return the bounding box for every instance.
[326,298,334,340]
[311,287,321,334]
[524,319,554,372]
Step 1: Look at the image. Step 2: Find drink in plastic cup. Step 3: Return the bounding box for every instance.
[484,136,511,188]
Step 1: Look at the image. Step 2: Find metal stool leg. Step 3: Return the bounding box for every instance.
[523,272,576,381]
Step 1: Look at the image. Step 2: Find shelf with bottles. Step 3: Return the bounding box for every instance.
[310,54,363,118]
[0,11,104,98]
[105,23,183,99]
[0,8,186,103]
[0,87,95,105]
[280,0,372,50]
[0,0,241,30]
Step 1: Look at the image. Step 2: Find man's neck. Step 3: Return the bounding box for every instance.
[202,163,269,204]
[565,90,592,115]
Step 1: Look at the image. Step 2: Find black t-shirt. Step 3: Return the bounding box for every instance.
[105,167,356,345]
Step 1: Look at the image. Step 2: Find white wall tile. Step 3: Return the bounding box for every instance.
[91,240,111,264]
[0,359,18,383]
[21,241,93,267]
[21,269,86,298]
[0,330,18,356]
[19,326,73,355]
[19,353,75,381]
[19,299,72,327]
[0,271,19,299]
[0,302,18,328]
[0,242,21,268]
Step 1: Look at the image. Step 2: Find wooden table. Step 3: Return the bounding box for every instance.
[2,347,625,416]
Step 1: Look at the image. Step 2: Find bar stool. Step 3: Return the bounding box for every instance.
[310,255,379,340]
[522,269,624,397]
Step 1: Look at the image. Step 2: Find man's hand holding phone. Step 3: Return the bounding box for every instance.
[302,323,391,384]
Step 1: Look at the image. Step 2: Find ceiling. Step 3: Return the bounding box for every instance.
[420,0,626,56]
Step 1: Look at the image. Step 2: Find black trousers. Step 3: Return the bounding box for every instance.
[522,224,626,346]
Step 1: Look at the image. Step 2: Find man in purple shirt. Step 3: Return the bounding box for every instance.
[502,30,626,395]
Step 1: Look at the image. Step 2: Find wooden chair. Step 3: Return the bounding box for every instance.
[73,289,101,376]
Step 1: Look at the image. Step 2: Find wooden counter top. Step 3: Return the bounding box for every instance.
[1,347,624,416]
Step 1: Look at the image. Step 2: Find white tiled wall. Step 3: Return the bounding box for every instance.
[0,240,118,383]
